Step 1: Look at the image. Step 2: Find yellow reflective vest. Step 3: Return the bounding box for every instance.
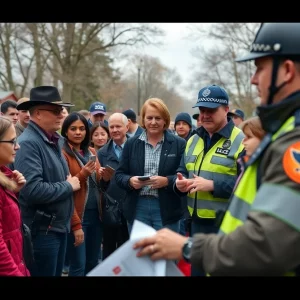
[219,115,298,276]
[185,126,244,219]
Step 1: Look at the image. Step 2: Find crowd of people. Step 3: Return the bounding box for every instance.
[1,22,300,277]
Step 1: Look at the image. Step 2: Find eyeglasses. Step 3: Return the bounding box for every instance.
[38,108,64,116]
[0,139,18,147]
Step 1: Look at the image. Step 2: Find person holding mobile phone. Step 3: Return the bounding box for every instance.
[98,113,130,259]
[61,112,109,276]
[115,98,186,235]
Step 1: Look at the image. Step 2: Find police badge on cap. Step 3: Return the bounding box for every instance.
[193,84,229,109]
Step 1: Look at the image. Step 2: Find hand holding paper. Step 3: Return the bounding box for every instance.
[86,220,183,276]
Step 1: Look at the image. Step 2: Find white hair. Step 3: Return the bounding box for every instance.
[108,113,128,126]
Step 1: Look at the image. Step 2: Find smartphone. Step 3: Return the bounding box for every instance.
[138,175,151,181]
[89,155,96,162]
[105,165,115,172]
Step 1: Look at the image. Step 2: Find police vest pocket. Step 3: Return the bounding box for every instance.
[210,155,235,168]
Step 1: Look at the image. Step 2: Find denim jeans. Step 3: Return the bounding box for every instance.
[190,219,219,277]
[31,230,67,277]
[127,196,180,234]
[67,209,103,276]
[179,218,187,236]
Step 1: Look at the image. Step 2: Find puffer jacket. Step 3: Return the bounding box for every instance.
[0,165,30,276]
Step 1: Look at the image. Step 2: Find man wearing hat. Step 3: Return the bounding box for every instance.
[88,101,108,127]
[174,84,245,276]
[15,97,30,138]
[192,113,202,128]
[14,86,81,277]
[228,108,245,127]
[174,112,193,141]
[122,109,143,138]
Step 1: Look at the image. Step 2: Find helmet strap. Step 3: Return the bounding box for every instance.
[267,57,287,105]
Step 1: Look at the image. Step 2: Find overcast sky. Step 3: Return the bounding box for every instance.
[115,23,212,101]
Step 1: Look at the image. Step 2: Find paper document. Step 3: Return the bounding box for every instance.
[86,220,183,276]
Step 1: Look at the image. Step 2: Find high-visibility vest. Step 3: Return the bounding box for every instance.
[185,127,244,219]
[220,115,299,276]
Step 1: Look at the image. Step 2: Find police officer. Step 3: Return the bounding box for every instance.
[133,23,300,276]
[168,84,245,276]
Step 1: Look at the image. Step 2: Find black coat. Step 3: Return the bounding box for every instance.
[115,130,186,225]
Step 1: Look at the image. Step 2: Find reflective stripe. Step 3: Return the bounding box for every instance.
[252,183,300,231]
[234,162,257,203]
[210,156,235,168]
[186,135,200,157]
[228,131,245,159]
[227,195,251,223]
[187,197,228,210]
[184,126,244,218]
[187,196,228,218]
[219,210,243,234]
[272,116,295,141]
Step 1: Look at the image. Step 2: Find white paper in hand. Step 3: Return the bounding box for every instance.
[86,220,183,276]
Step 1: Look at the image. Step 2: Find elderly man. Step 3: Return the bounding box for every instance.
[98,113,130,259]
[14,86,80,277]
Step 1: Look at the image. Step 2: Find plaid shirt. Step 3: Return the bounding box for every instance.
[138,131,164,198]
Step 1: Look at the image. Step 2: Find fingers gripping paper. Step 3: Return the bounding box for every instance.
[86,220,183,276]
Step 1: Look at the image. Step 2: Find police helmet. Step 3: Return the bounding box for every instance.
[236,23,300,62]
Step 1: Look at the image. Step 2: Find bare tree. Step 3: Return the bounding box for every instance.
[120,54,186,119]
[25,23,165,104]
[0,23,35,97]
[185,23,260,117]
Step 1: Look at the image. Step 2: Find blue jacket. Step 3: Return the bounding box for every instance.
[97,139,128,212]
[115,130,186,225]
[14,121,74,233]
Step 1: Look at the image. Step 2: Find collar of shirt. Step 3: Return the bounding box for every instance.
[197,117,235,140]
[31,120,60,145]
[113,140,126,151]
[139,130,165,144]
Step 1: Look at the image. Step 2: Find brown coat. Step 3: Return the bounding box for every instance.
[62,144,102,232]
[191,128,300,276]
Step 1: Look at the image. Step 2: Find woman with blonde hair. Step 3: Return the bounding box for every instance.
[0,116,29,276]
[240,116,266,159]
[115,98,186,233]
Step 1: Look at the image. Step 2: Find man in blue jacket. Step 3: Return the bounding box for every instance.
[98,112,130,259]
[15,86,80,277]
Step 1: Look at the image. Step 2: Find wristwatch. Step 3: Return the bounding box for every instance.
[182,237,193,263]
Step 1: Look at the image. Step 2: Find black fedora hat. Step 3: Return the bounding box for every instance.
[17,86,74,110]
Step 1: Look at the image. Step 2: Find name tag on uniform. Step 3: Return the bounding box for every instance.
[215,147,229,155]
[167,154,176,157]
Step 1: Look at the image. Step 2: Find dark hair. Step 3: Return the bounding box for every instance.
[90,121,110,145]
[1,100,17,114]
[61,112,90,154]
